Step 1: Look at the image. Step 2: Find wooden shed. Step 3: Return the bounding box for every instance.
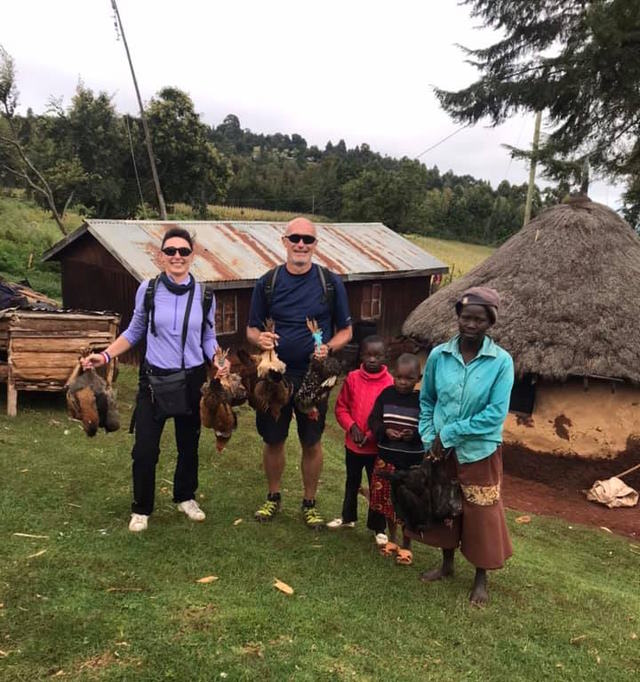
[0,309,119,416]
[42,220,447,362]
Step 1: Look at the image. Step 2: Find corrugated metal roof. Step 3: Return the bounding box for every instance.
[44,220,447,286]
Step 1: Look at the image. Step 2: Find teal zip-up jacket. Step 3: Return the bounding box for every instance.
[419,334,514,464]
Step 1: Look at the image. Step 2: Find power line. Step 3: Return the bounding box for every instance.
[415,125,470,160]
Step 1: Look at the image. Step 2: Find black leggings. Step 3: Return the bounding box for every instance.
[341,448,386,532]
[130,365,206,516]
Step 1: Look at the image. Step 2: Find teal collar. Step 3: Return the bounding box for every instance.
[443,334,497,363]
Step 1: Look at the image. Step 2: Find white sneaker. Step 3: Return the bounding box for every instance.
[177,499,206,522]
[326,518,356,529]
[374,532,388,546]
[129,513,148,532]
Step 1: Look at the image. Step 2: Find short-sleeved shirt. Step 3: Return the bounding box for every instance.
[248,264,351,376]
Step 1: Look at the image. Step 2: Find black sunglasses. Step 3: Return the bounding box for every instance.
[162,246,192,257]
[284,233,317,245]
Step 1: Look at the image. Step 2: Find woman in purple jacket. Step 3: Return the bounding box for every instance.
[83,227,228,533]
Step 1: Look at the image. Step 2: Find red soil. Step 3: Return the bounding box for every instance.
[503,445,639,538]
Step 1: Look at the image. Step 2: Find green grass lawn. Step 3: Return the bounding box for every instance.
[1,367,639,681]
[406,235,495,280]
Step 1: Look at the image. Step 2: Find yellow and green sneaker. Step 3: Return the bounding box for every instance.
[301,504,325,529]
[254,497,281,522]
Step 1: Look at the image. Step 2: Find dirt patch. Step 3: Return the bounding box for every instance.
[78,652,117,672]
[503,444,639,538]
[175,603,217,633]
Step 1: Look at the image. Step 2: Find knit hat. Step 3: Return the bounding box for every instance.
[455,286,500,324]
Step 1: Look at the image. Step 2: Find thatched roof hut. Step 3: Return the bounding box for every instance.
[403,197,640,460]
[403,196,640,384]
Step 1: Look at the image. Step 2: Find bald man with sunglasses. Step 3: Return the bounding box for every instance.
[247,217,353,528]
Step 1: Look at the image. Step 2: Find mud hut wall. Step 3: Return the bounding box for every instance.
[503,378,640,460]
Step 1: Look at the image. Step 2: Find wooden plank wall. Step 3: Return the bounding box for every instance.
[3,311,119,416]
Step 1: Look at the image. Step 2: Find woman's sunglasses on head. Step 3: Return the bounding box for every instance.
[162,246,192,257]
[284,234,317,245]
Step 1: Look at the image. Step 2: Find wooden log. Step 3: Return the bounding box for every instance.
[11,338,112,353]
[14,382,65,391]
[11,311,119,321]
[10,366,76,382]
[11,352,82,368]
[10,320,114,333]
[10,331,114,339]
[7,379,17,417]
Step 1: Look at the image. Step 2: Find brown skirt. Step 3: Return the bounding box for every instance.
[407,446,512,570]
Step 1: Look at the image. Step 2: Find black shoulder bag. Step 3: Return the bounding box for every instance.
[146,284,196,417]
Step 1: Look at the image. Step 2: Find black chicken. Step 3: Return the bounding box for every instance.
[376,457,462,533]
[293,318,341,421]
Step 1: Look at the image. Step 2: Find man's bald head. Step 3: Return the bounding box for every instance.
[285,217,316,236]
[282,217,318,273]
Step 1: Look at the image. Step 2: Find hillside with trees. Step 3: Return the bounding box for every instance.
[0,43,549,245]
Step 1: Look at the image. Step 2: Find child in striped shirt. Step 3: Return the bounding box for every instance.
[368,353,423,565]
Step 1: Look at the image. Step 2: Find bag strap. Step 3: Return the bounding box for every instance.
[179,285,196,370]
[144,276,160,336]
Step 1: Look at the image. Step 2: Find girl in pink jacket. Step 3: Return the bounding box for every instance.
[327,335,393,542]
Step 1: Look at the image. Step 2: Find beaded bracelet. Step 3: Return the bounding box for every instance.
[101,351,111,364]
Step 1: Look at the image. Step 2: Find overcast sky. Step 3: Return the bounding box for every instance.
[4,0,621,207]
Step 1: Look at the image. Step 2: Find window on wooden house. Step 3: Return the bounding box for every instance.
[361,283,382,320]
[214,292,238,335]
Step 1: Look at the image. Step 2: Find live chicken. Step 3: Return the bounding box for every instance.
[200,349,247,452]
[293,317,341,421]
[66,359,120,437]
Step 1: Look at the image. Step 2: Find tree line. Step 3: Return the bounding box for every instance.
[1,71,548,244]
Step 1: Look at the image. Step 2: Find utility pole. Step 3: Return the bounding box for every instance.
[523,110,542,227]
[580,156,590,194]
[111,0,167,219]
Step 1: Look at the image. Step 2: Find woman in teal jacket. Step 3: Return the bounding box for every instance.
[418,286,514,605]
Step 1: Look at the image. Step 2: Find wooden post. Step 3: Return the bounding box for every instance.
[7,378,17,417]
[523,111,542,227]
[110,0,167,219]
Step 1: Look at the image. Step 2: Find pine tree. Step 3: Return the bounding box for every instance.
[435,0,640,222]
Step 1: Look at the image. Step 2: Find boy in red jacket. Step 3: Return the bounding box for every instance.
[328,335,393,541]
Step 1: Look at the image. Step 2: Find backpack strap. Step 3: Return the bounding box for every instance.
[143,276,160,337]
[264,265,281,312]
[316,265,335,319]
[263,264,336,321]
[200,283,215,364]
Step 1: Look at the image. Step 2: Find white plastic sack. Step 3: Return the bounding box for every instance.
[585,477,639,509]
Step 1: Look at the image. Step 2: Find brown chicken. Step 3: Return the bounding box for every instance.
[238,319,292,421]
[294,318,341,420]
[200,349,247,452]
[66,359,120,437]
